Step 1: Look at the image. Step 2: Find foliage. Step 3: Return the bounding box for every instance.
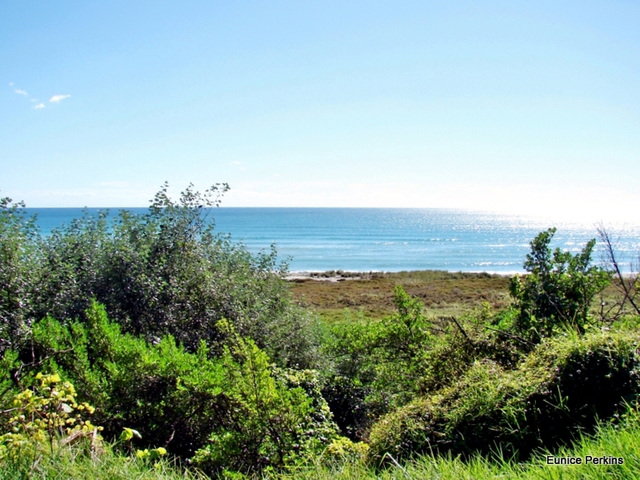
[0,372,102,474]
[509,228,610,340]
[367,327,640,464]
[324,290,523,441]
[416,317,519,394]
[3,193,639,480]
[192,320,339,476]
[0,184,323,369]
[322,286,435,439]
[5,301,338,476]
[0,195,39,354]
[3,407,639,480]
[278,406,640,480]
[325,436,370,460]
[0,374,197,480]
[22,302,224,458]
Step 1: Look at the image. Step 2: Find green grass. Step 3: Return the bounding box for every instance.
[4,412,638,479]
[280,407,640,480]
[0,442,205,480]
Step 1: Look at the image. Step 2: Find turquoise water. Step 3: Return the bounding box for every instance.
[26,207,640,273]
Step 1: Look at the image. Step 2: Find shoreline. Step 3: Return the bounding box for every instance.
[284,269,520,282]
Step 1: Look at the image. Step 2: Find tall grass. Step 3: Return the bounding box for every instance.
[0,441,205,480]
[279,407,640,480]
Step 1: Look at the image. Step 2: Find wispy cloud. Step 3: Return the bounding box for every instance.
[49,94,71,103]
[9,83,72,109]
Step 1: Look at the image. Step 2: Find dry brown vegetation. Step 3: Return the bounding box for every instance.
[288,270,513,321]
[289,270,629,323]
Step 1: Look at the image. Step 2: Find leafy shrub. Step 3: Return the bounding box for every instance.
[0,196,39,354]
[323,286,435,438]
[367,328,640,464]
[12,301,338,476]
[26,302,226,458]
[325,291,523,440]
[509,228,610,340]
[192,321,339,476]
[417,305,526,394]
[1,184,323,369]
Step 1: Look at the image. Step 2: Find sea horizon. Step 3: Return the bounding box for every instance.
[25,207,640,274]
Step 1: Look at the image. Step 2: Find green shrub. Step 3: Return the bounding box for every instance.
[325,292,524,441]
[27,302,226,458]
[323,286,435,438]
[367,328,640,464]
[11,301,338,476]
[2,184,324,369]
[509,228,610,340]
[192,321,339,476]
[0,195,40,353]
[418,306,525,394]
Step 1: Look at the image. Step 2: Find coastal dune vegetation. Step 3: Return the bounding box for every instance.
[1,184,639,479]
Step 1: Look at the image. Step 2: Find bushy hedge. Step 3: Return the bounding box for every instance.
[367,328,640,464]
[0,185,322,369]
[2,301,341,476]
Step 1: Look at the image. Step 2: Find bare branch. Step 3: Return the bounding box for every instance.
[597,224,640,316]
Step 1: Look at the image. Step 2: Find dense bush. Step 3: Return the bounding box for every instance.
[2,301,341,476]
[192,321,340,475]
[0,184,322,368]
[0,196,39,353]
[3,187,638,479]
[322,286,435,439]
[324,291,524,441]
[367,327,640,464]
[21,302,229,457]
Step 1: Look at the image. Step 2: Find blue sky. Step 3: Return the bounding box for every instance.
[2,1,639,220]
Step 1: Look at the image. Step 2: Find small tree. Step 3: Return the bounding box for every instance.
[510,228,610,340]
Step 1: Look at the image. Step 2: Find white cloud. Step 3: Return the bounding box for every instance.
[49,94,71,103]
[9,85,72,108]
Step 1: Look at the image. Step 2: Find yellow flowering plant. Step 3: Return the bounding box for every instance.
[0,372,102,461]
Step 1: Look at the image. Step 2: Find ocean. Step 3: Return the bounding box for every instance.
[25,207,640,274]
